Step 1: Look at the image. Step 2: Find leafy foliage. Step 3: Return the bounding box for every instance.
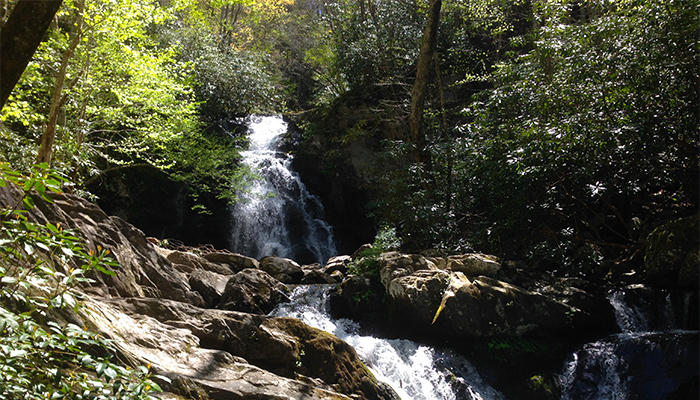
[322,0,424,90]
[456,0,699,268]
[320,0,698,276]
[0,163,166,399]
[347,226,401,278]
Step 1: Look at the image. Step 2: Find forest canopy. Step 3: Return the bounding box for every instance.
[0,0,697,274]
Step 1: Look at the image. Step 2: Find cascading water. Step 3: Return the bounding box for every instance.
[560,286,699,400]
[271,285,504,400]
[229,115,336,265]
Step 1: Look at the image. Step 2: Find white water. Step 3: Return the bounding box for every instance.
[271,285,504,400]
[560,287,699,400]
[608,287,675,333]
[229,115,336,265]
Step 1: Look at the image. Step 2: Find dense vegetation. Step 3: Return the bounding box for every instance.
[298,0,699,276]
[1,0,698,271]
[0,164,166,399]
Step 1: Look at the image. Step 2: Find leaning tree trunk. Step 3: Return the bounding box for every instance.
[408,0,441,168]
[0,0,64,110]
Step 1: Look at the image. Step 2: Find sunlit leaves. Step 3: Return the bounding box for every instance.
[0,165,162,399]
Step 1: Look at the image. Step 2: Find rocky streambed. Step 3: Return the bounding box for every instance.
[1,184,696,399]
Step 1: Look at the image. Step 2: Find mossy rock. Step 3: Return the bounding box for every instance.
[644,214,699,289]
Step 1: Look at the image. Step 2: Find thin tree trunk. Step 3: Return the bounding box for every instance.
[408,0,441,167]
[37,0,84,165]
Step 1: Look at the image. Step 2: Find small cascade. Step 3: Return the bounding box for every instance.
[271,285,504,400]
[560,286,699,400]
[229,115,336,265]
[608,286,676,333]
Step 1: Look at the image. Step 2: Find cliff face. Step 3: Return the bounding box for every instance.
[0,184,397,400]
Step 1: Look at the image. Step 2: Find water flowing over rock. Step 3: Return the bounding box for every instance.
[560,331,699,400]
[229,115,336,265]
[84,297,396,400]
[272,285,505,400]
[560,285,699,400]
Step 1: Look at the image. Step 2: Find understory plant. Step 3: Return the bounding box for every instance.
[347,226,401,279]
[0,163,166,399]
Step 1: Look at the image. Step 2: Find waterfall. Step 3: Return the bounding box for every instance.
[560,286,699,400]
[608,286,676,333]
[229,115,336,265]
[271,285,505,400]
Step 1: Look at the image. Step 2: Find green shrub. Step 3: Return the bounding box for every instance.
[0,163,166,400]
[347,226,401,278]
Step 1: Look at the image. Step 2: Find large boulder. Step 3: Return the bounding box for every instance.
[165,249,235,275]
[188,269,230,308]
[329,275,388,319]
[432,275,579,338]
[219,268,290,314]
[438,253,502,277]
[301,263,339,284]
[325,255,352,275]
[259,256,304,283]
[377,251,612,339]
[378,251,437,289]
[385,269,452,329]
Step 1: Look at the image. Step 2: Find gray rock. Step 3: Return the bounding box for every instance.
[0,185,201,304]
[432,274,576,338]
[443,253,501,277]
[385,269,452,327]
[203,251,260,272]
[87,297,399,400]
[219,268,290,314]
[378,251,437,289]
[188,269,230,308]
[166,250,235,276]
[324,255,351,275]
[259,256,304,282]
[82,298,359,400]
[301,268,338,284]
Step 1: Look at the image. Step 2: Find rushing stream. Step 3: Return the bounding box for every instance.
[560,287,699,400]
[228,115,336,265]
[271,285,504,400]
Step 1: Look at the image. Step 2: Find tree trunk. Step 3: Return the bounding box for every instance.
[37,0,84,165]
[0,0,63,110]
[408,0,441,167]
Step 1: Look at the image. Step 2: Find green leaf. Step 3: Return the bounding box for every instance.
[79,354,94,365]
[9,349,27,358]
[22,196,35,210]
[104,366,118,380]
[22,179,34,192]
[35,181,46,196]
